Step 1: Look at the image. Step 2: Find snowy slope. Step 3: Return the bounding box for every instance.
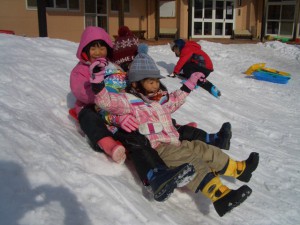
[0,34,299,225]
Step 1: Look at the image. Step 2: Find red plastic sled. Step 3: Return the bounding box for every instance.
[69,108,78,121]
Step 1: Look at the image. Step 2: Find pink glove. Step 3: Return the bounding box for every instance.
[184,72,206,90]
[116,115,139,132]
[89,58,108,84]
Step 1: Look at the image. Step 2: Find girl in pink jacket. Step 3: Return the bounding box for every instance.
[70,26,128,164]
[70,27,198,202]
[89,46,260,217]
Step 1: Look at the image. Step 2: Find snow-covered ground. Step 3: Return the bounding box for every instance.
[0,33,299,225]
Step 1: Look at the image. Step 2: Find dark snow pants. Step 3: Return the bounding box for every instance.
[78,106,212,185]
[114,130,166,185]
[78,105,113,148]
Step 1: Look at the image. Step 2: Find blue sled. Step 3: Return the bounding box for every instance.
[252,70,291,84]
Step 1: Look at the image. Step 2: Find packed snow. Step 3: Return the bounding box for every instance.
[0,33,299,225]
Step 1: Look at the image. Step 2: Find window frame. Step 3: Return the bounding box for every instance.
[110,0,130,13]
[159,0,176,18]
[26,0,80,11]
[265,0,296,37]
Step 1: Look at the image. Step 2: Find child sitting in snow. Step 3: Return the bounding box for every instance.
[89,44,260,217]
[70,26,197,202]
[170,39,221,98]
[112,39,232,149]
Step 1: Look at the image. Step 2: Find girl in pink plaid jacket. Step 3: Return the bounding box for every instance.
[89,45,259,217]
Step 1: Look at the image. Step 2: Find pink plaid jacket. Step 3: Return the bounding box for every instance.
[94,88,189,149]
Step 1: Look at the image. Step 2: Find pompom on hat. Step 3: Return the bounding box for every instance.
[118,26,133,37]
[127,44,164,83]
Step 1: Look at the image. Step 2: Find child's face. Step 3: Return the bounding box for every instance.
[141,78,161,95]
[172,46,180,57]
[89,44,107,62]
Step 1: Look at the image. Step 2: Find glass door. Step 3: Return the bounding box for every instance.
[85,0,108,31]
[192,0,235,38]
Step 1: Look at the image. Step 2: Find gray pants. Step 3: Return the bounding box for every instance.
[156,140,229,192]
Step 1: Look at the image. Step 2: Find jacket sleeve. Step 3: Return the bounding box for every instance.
[173,48,193,74]
[70,65,95,105]
[164,89,189,113]
[94,88,132,115]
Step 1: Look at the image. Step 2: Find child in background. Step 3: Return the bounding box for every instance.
[112,26,139,72]
[70,26,196,202]
[170,39,221,98]
[89,45,259,217]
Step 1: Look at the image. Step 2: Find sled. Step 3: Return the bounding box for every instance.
[69,108,78,121]
[252,70,291,84]
[245,63,266,75]
[68,108,86,136]
[245,63,291,77]
[260,67,290,77]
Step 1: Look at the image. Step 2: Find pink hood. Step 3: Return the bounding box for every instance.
[70,26,114,115]
[76,26,114,61]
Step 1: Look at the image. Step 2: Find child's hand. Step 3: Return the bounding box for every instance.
[167,73,177,78]
[184,72,206,90]
[89,58,108,83]
[116,114,139,132]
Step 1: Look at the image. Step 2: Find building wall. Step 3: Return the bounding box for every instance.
[146,0,156,39]
[2,0,296,42]
[0,0,84,42]
[0,0,38,37]
[46,10,84,42]
[108,0,148,38]
[178,0,189,39]
[234,0,263,39]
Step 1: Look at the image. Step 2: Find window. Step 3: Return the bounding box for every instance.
[111,0,130,13]
[266,0,296,37]
[160,0,176,18]
[85,0,108,31]
[27,0,37,7]
[194,0,203,18]
[26,0,79,10]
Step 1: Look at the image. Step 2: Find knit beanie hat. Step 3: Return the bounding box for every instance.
[173,39,186,51]
[127,44,164,83]
[112,35,138,67]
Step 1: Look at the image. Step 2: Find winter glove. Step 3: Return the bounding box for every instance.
[167,73,177,78]
[210,85,221,98]
[184,72,206,91]
[115,114,139,132]
[89,57,108,84]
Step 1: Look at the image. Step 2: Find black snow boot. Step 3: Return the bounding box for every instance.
[149,163,195,202]
[201,174,252,217]
[213,185,252,217]
[220,152,259,183]
[215,122,232,150]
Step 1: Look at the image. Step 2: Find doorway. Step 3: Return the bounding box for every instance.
[192,0,235,38]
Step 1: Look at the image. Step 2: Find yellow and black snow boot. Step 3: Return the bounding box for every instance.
[201,174,252,217]
[220,152,259,182]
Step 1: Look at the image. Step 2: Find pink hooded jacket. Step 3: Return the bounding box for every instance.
[70,26,114,115]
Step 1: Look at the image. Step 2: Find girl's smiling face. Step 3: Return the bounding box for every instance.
[89,44,107,62]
